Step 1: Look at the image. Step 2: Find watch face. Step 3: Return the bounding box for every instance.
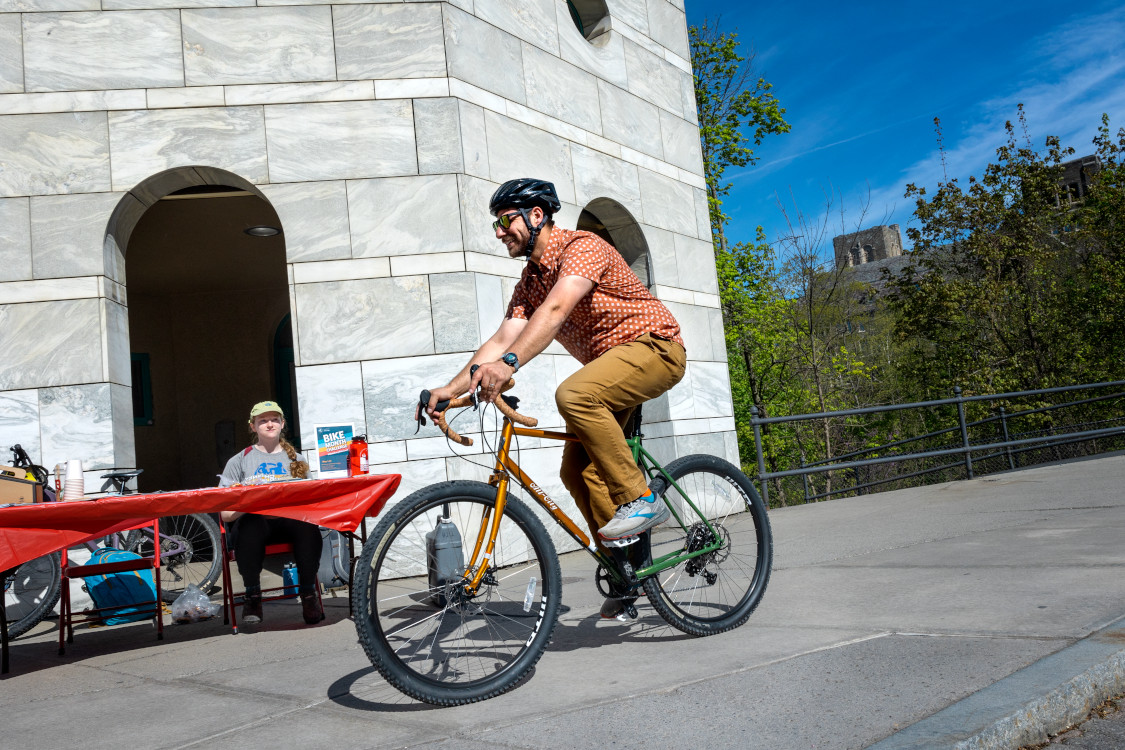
[503,353,518,369]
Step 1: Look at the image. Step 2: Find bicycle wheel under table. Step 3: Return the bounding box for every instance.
[644,454,773,636]
[3,552,62,639]
[126,513,222,603]
[352,480,562,706]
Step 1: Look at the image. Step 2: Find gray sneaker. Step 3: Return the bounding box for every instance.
[598,492,670,540]
[600,597,625,619]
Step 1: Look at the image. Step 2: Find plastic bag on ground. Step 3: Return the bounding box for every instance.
[171,584,219,623]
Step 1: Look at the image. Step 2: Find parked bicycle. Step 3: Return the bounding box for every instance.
[351,377,773,705]
[2,445,222,639]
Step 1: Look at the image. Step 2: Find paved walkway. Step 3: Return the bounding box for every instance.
[3,454,1123,749]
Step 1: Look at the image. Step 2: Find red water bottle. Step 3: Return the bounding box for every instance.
[348,435,369,476]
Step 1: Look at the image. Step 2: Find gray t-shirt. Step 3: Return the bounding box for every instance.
[219,446,293,487]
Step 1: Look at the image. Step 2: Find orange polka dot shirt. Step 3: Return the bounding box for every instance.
[505,227,684,365]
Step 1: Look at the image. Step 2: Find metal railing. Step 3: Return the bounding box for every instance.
[750,381,1125,506]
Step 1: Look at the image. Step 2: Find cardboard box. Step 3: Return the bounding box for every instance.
[0,473,45,505]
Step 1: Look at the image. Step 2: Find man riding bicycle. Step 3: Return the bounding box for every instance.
[420,178,687,616]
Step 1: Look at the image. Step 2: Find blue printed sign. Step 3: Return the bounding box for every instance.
[315,423,353,479]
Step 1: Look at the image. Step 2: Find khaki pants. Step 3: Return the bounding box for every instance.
[556,334,686,541]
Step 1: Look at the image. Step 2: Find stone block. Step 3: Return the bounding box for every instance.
[665,374,694,420]
[608,0,649,35]
[348,174,462,257]
[679,68,697,125]
[111,382,135,467]
[295,276,434,365]
[39,382,115,470]
[390,252,464,277]
[0,15,21,94]
[473,272,505,340]
[485,111,575,204]
[457,174,502,255]
[674,431,732,465]
[258,181,351,263]
[0,112,110,197]
[0,389,40,464]
[641,223,676,288]
[638,168,696,235]
[645,0,690,58]
[555,2,628,89]
[181,7,335,86]
[690,360,732,418]
[0,198,32,282]
[226,81,374,106]
[293,361,366,450]
[571,144,642,218]
[708,307,727,362]
[623,38,683,117]
[104,298,130,386]
[360,352,466,442]
[458,100,489,180]
[103,0,254,8]
[23,11,183,93]
[30,192,121,279]
[374,78,449,100]
[521,42,600,134]
[292,258,389,284]
[474,0,559,55]
[443,5,525,105]
[694,186,711,241]
[0,0,97,9]
[334,3,447,81]
[265,100,416,182]
[428,272,480,353]
[0,298,101,390]
[663,300,712,361]
[145,86,226,109]
[659,109,703,174]
[597,79,663,160]
[414,98,464,175]
[673,232,718,294]
[108,107,266,191]
[0,277,100,306]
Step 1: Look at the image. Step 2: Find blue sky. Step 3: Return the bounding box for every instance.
[683,0,1125,256]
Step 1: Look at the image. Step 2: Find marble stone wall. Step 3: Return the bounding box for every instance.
[0,0,733,517]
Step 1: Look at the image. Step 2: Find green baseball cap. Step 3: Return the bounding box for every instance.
[249,400,284,420]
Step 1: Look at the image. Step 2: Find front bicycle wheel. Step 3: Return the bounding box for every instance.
[126,514,222,603]
[353,480,562,706]
[643,454,772,636]
[3,552,62,639]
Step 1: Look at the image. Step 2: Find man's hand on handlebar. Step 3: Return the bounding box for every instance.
[471,360,516,404]
[416,384,458,422]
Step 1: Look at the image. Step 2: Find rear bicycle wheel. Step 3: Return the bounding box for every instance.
[3,552,62,639]
[353,480,562,705]
[126,514,222,603]
[643,454,772,636]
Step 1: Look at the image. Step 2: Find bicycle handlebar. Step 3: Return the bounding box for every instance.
[417,377,538,446]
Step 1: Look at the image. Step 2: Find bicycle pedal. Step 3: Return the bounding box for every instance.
[603,535,640,548]
[623,603,638,620]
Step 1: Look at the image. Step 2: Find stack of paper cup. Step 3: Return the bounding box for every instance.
[62,459,84,501]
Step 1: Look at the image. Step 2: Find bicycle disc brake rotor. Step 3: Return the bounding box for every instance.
[684,522,730,581]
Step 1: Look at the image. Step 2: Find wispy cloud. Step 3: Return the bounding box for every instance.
[860,4,1125,242]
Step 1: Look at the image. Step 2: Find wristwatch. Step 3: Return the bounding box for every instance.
[501,352,520,372]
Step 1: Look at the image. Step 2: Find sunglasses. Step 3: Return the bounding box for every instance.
[492,212,522,231]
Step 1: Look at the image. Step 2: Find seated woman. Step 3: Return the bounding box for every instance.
[219,400,324,626]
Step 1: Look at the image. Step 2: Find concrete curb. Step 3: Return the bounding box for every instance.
[868,617,1125,749]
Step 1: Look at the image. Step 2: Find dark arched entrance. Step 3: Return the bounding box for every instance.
[106,167,294,491]
[576,197,652,287]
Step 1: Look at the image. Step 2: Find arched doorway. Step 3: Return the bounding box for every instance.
[105,167,293,491]
[576,197,652,286]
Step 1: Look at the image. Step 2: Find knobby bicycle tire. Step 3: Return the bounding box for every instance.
[126,513,222,603]
[352,480,562,706]
[643,454,772,636]
[3,552,62,639]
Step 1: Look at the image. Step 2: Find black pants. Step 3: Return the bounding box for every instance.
[231,515,322,593]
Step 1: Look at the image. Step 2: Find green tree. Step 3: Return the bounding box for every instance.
[691,19,789,253]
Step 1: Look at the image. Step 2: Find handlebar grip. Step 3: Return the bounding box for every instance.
[420,389,451,414]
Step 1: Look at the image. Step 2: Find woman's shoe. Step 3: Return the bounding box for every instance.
[301,593,324,625]
[242,594,263,624]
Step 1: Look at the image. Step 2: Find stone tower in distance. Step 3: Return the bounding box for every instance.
[833,225,904,269]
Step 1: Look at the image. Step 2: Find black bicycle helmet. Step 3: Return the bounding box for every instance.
[489,179,561,258]
[489,178,562,216]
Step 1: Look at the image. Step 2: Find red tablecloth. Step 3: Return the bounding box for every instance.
[0,474,401,572]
